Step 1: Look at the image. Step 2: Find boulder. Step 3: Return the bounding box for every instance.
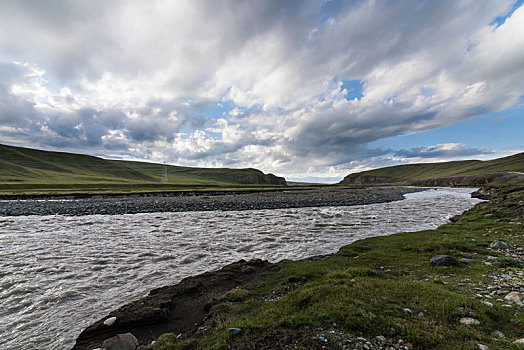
[490,241,509,249]
[102,333,138,350]
[430,255,460,266]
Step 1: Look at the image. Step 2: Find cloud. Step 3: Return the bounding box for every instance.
[393,143,494,159]
[0,0,522,181]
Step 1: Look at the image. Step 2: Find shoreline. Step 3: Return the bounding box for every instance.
[0,186,423,216]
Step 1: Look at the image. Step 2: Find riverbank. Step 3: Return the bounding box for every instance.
[0,187,419,216]
[73,182,524,349]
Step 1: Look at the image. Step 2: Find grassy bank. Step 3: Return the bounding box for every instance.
[153,182,524,349]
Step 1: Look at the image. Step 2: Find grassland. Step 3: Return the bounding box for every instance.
[340,152,524,185]
[151,182,524,349]
[0,143,286,195]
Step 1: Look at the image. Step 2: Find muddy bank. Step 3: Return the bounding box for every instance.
[72,259,276,350]
[0,187,421,216]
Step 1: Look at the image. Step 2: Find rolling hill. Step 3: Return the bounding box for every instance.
[340,152,524,186]
[0,143,286,194]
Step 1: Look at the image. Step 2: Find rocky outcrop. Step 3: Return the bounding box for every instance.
[225,172,287,185]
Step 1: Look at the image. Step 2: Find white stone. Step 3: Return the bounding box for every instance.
[504,291,523,304]
[460,317,480,325]
[514,338,524,346]
[103,316,117,326]
[478,344,489,350]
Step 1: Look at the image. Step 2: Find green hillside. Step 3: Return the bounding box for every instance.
[340,152,524,185]
[0,143,286,194]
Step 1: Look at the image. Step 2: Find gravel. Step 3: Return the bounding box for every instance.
[0,187,422,216]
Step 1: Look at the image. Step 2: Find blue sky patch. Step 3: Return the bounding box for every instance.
[340,79,364,100]
[492,0,523,27]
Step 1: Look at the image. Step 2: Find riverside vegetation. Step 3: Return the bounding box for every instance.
[75,182,524,349]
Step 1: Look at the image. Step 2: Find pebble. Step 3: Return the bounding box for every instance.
[478,344,489,350]
[491,330,505,339]
[482,301,493,307]
[460,258,473,264]
[103,317,117,326]
[228,328,242,335]
[459,317,480,325]
[430,255,460,266]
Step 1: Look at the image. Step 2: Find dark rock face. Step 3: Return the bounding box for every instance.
[225,172,287,185]
[72,259,274,350]
[430,255,460,266]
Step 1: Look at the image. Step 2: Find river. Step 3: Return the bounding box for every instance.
[0,187,481,350]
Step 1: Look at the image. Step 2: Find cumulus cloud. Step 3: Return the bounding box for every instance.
[0,0,523,181]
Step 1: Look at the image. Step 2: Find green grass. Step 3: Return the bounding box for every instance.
[340,152,524,184]
[153,181,524,349]
[0,143,287,194]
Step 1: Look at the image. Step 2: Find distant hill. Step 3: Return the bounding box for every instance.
[0,143,286,193]
[340,152,524,186]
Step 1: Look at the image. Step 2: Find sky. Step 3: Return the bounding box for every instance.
[0,0,523,183]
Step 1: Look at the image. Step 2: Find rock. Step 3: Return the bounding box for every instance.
[102,333,138,350]
[459,317,480,325]
[228,328,242,335]
[482,301,493,308]
[490,241,509,249]
[504,291,523,303]
[478,344,489,350]
[430,255,460,266]
[103,317,117,326]
[460,258,473,264]
[403,308,412,313]
[491,330,505,339]
[514,338,524,346]
[376,335,386,343]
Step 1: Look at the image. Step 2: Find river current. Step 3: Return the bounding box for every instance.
[0,188,481,350]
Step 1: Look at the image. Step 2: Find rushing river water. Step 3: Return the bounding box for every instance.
[0,188,481,350]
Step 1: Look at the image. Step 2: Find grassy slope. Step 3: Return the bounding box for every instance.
[155,182,524,349]
[0,144,285,194]
[340,152,524,184]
